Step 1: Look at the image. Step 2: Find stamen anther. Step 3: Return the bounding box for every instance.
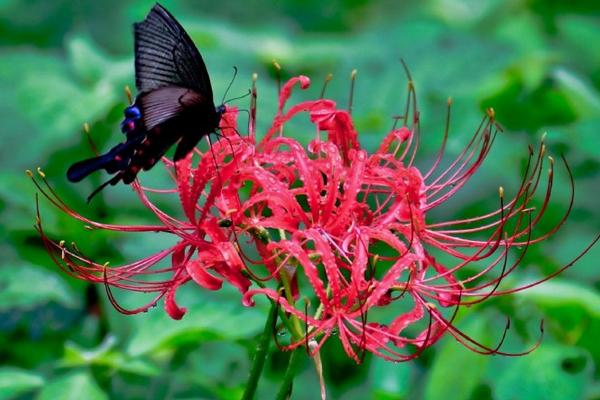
[124,85,133,104]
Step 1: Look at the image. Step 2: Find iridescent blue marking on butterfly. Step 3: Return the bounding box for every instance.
[66,105,145,183]
[66,3,224,201]
[121,105,142,137]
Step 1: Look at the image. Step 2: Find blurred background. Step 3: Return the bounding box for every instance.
[1,0,599,399]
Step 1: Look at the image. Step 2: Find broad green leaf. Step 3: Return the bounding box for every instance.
[428,0,505,27]
[0,263,77,310]
[424,315,491,400]
[67,36,130,84]
[36,371,107,400]
[552,68,600,119]
[491,344,591,400]
[0,367,44,400]
[122,285,265,356]
[0,37,129,170]
[515,280,600,318]
[370,356,413,399]
[570,118,600,159]
[558,15,600,67]
[62,337,159,376]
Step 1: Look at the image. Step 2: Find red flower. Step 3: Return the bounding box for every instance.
[33,74,597,361]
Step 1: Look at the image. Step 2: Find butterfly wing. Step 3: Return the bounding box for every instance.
[139,86,204,130]
[134,3,214,101]
[118,87,210,182]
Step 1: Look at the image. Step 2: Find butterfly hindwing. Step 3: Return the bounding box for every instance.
[139,86,204,130]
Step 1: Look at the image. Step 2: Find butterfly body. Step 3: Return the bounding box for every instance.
[67,3,222,198]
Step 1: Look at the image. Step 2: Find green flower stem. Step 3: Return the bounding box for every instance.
[241,301,278,400]
[275,347,304,400]
[278,267,304,338]
[243,225,305,399]
[248,225,303,339]
[253,280,297,338]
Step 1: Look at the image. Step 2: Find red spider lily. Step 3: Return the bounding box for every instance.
[33,74,597,362]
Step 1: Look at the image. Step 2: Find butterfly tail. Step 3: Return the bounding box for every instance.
[67,132,146,183]
[66,153,117,182]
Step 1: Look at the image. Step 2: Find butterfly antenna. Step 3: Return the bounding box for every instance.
[220,66,238,105]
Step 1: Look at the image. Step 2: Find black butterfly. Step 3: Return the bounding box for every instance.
[67,3,224,200]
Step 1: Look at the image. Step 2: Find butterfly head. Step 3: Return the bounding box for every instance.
[216,104,226,116]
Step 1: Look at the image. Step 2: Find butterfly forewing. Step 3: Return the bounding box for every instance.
[134,3,214,101]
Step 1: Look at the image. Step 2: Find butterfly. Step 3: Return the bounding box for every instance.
[67,3,224,200]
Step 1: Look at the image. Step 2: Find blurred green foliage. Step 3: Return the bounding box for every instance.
[1,0,599,399]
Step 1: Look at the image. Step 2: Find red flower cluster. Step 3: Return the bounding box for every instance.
[33,75,596,362]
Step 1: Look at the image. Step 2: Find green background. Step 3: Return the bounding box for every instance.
[1,0,599,399]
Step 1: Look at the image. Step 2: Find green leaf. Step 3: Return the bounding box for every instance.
[0,367,44,400]
[0,263,77,311]
[36,371,107,400]
[558,15,600,68]
[424,315,491,400]
[552,68,600,119]
[0,37,129,169]
[428,0,505,27]
[515,280,600,318]
[62,337,159,377]
[370,356,413,399]
[491,344,591,400]
[122,285,266,356]
[67,36,129,84]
